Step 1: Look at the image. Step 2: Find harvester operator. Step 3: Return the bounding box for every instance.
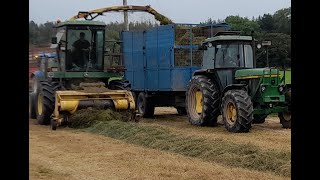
[72,32,90,68]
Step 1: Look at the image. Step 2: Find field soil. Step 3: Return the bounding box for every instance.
[30,107,290,180]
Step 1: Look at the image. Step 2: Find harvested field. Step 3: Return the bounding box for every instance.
[29,107,290,179]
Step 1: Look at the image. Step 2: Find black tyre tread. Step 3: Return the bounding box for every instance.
[36,81,60,125]
[137,92,154,118]
[29,92,37,119]
[221,90,253,133]
[253,114,267,124]
[186,75,220,126]
[278,112,291,129]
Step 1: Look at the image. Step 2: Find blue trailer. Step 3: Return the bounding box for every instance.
[122,23,230,117]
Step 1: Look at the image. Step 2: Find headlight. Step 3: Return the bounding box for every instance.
[278,86,284,93]
[261,85,266,92]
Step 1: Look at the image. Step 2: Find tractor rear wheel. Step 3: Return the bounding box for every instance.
[278,112,291,128]
[137,92,154,118]
[253,114,268,124]
[35,81,60,125]
[221,90,253,133]
[29,92,37,119]
[186,75,220,126]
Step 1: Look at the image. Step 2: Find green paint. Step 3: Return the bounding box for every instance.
[235,68,280,78]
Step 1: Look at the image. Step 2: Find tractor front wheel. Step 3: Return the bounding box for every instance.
[137,92,154,118]
[35,81,60,125]
[186,75,220,126]
[221,90,253,133]
[278,112,291,129]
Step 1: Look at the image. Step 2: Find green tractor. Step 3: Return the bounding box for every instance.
[186,31,291,133]
[29,20,136,130]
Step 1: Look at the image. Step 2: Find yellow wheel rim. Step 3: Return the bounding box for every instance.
[37,93,43,116]
[195,90,203,114]
[226,102,237,125]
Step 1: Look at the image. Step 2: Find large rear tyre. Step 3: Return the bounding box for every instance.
[252,114,267,124]
[221,90,253,133]
[35,81,60,125]
[186,75,220,126]
[29,92,37,119]
[137,92,154,118]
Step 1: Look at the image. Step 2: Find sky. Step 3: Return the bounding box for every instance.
[29,0,291,24]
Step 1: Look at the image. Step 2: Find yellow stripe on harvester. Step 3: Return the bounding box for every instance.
[235,74,279,80]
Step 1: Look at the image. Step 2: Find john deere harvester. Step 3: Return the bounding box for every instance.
[29,20,136,130]
[186,31,291,133]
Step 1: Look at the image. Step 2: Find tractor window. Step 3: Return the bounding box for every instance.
[215,43,244,68]
[66,29,104,71]
[244,44,254,68]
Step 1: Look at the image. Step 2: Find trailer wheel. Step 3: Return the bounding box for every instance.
[137,92,154,118]
[35,81,60,125]
[221,90,253,133]
[186,75,220,126]
[252,114,268,124]
[279,112,291,129]
[176,107,187,116]
[29,92,37,119]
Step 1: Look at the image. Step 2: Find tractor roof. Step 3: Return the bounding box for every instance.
[56,20,106,27]
[203,31,253,43]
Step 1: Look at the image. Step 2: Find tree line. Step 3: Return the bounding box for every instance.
[29,7,290,68]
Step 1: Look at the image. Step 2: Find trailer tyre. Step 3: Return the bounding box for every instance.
[221,90,253,133]
[252,114,267,124]
[186,75,220,126]
[35,81,60,125]
[137,92,154,118]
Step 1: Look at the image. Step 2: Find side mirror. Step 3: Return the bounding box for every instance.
[51,37,57,44]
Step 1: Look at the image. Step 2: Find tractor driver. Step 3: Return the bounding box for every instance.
[71,32,91,68]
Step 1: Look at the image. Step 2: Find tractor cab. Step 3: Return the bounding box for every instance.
[51,21,106,72]
[186,31,291,133]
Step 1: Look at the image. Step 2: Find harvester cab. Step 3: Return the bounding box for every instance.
[29,20,137,130]
[186,31,291,132]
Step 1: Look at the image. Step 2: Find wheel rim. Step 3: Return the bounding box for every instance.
[282,112,291,121]
[195,90,203,113]
[187,85,202,120]
[37,93,43,116]
[226,102,237,125]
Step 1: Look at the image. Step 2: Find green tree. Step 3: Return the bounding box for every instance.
[273,7,291,35]
[257,14,274,33]
[225,15,261,35]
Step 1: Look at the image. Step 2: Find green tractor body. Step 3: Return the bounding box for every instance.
[186,31,291,132]
[29,21,136,129]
